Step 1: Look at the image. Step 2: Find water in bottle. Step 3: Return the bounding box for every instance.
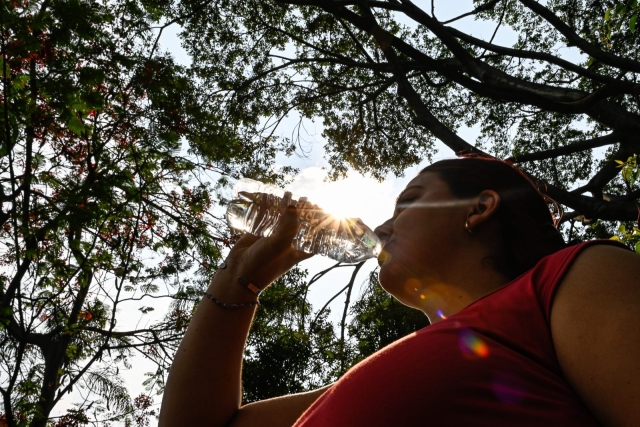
[226,178,381,263]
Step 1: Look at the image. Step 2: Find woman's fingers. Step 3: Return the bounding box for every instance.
[222,199,315,290]
[233,232,260,249]
[267,204,300,252]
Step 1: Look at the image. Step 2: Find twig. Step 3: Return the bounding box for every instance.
[441,0,500,25]
[339,261,364,374]
[519,0,640,73]
[308,283,350,331]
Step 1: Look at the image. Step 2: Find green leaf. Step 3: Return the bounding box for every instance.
[67,116,85,135]
[605,8,612,21]
[630,15,637,33]
[66,344,78,360]
[71,101,90,114]
[636,242,640,254]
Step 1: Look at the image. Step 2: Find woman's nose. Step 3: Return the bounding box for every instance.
[374,219,393,245]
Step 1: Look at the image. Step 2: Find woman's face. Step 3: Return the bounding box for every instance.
[374,172,471,309]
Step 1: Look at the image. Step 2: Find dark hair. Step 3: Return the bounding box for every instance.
[421,157,567,280]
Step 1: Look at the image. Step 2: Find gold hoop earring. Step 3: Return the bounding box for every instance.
[465,220,473,234]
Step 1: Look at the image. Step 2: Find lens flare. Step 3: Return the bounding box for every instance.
[458,329,490,358]
[404,278,421,293]
[397,190,535,211]
[377,250,391,265]
[436,309,447,319]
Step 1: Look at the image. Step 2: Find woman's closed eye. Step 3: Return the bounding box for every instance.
[394,197,416,214]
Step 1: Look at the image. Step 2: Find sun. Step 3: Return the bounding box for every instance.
[310,188,355,220]
[288,167,395,230]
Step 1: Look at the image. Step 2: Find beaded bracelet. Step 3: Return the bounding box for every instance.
[204,292,260,309]
[238,276,263,296]
[206,261,262,308]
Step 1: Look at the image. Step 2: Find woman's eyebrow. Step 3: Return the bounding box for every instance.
[395,185,423,204]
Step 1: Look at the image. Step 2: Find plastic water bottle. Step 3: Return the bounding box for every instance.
[226,178,381,263]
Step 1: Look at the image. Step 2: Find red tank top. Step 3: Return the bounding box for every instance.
[294,240,625,426]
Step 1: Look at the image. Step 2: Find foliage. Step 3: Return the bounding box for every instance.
[346,271,430,366]
[0,1,284,425]
[174,0,640,227]
[603,0,639,42]
[610,223,640,252]
[240,266,430,403]
[242,267,339,402]
[615,154,640,189]
[609,155,640,252]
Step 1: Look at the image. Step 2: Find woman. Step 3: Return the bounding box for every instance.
[159,157,640,426]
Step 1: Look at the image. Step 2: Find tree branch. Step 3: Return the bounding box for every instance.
[148,0,212,59]
[508,132,620,163]
[357,77,396,106]
[543,182,640,222]
[284,0,640,135]
[445,26,619,85]
[603,188,640,203]
[235,56,392,93]
[104,336,177,351]
[442,0,500,24]
[78,326,167,338]
[519,0,640,73]
[395,0,600,109]
[309,283,351,331]
[339,261,363,375]
[558,82,640,108]
[337,17,377,66]
[309,0,596,114]
[335,0,405,12]
[52,343,109,406]
[356,0,484,155]
[573,144,635,197]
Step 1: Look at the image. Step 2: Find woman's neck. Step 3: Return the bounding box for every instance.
[417,259,511,324]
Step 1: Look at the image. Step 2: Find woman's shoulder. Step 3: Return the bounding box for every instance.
[555,239,636,284]
[549,238,631,262]
[548,239,638,322]
[549,240,640,426]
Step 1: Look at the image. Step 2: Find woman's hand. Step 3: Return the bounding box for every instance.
[215,202,313,292]
[160,201,314,427]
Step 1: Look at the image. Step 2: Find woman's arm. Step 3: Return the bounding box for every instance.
[159,205,321,427]
[551,244,640,427]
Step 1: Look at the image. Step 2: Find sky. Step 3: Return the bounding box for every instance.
[51,1,592,423]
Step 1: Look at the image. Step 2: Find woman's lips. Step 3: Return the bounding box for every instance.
[380,238,393,250]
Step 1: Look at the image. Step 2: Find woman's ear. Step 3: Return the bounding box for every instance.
[467,190,501,229]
